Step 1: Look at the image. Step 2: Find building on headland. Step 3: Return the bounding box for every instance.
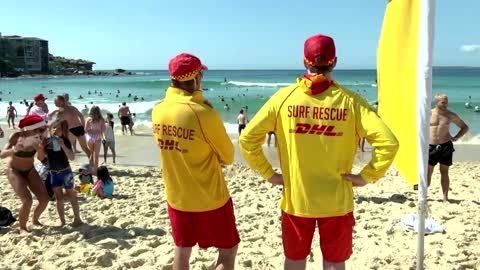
[0,33,49,73]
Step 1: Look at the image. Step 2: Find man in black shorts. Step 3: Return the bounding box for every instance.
[118,102,133,135]
[428,93,468,202]
[54,95,91,157]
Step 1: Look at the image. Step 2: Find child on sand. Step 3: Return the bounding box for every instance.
[92,165,114,198]
[45,119,82,226]
[103,113,116,164]
[78,163,93,194]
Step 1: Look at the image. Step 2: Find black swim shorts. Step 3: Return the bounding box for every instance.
[428,141,454,166]
[69,126,86,137]
[120,116,131,126]
[238,124,246,135]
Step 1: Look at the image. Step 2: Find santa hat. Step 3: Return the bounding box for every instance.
[18,115,47,131]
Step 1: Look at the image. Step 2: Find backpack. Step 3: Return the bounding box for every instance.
[0,207,16,227]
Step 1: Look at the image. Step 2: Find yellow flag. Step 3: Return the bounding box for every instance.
[377,0,435,186]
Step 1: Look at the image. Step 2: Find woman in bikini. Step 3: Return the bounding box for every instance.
[6,101,17,129]
[0,115,49,234]
[85,106,105,174]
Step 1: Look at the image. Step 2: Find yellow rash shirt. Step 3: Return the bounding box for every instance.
[239,77,398,218]
[152,87,234,212]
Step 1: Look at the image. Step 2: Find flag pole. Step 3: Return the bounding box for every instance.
[416,0,435,269]
[416,200,427,269]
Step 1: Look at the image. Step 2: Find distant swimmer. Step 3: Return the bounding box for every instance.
[475,106,480,112]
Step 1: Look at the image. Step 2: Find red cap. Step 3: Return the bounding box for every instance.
[169,53,208,82]
[18,114,47,131]
[304,34,336,67]
[34,93,47,102]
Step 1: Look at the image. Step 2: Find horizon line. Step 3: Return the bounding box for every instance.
[94,66,480,71]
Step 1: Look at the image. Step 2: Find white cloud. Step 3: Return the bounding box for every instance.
[460,45,480,53]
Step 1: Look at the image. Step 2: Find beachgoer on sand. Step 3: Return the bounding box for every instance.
[0,115,50,234]
[91,165,114,198]
[239,34,399,270]
[85,106,105,174]
[152,53,239,269]
[78,163,94,194]
[428,93,469,202]
[103,112,116,164]
[118,102,133,135]
[6,101,17,129]
[237,109,246,135]
[28,94,58,121]
[267,131,276,147]
[54,95,91,157]
[44,119,82,227]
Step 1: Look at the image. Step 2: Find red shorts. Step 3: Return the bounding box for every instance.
[167,198,240,249]
[282,211,355,262]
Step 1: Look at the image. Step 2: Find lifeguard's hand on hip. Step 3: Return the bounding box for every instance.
[268,173,284,186]
[341,173,368,187]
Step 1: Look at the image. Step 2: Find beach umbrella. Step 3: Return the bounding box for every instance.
[377,0,436,269]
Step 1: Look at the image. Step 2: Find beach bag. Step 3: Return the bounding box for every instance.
[0,207,16,227]
[36,162,54,200]
[35,162,49,181]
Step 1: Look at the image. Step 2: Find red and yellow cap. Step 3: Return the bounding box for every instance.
[169,53,208,81]
[304,34,336,66]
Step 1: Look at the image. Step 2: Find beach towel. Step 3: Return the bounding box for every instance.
[399,213,444,235]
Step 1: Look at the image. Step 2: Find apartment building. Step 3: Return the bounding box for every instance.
[0,33,49,73]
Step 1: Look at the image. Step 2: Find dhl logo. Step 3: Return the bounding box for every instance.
[157,139,188,153]
[289,123,343,136]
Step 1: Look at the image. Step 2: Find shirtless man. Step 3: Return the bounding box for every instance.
[54,95,91,157]
[237,109,246,135]
[117,102,132,135]
[429,93,469,202]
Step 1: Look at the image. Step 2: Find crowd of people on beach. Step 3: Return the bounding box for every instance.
[0,91,143,233]
[0,33,471,270]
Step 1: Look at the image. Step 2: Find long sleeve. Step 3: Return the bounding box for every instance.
[355,98,399,182]
[239,98,277,179]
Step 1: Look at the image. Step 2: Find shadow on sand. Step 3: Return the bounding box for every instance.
[356,193,412,204]
[39,223,167,245]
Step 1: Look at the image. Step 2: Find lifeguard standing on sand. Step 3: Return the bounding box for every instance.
[239,34,399,270]
[152,53,240,270]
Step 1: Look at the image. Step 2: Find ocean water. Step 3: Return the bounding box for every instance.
[1,68,480,143]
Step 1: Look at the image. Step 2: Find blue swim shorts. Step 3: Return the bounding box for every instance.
[50,168,74,189]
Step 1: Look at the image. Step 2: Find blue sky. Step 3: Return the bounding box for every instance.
[1,0,479,70]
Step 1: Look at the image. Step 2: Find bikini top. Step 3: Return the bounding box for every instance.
[14,149,36,158]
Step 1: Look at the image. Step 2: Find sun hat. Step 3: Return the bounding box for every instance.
[168,53,208,81]
[34,93,47,102]
[18,115,47,131]
[304,34,337,67]
[79,163,91,173]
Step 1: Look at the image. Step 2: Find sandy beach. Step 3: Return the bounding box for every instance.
[0,125,479,269]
